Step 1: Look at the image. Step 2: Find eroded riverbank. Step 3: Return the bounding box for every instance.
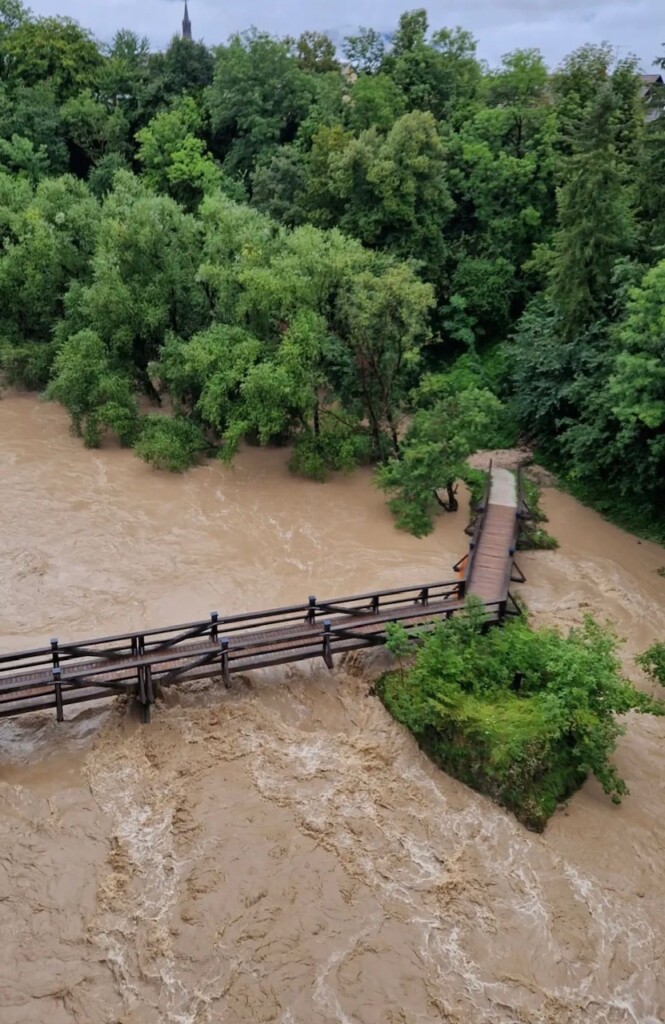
[1,394,664,1024]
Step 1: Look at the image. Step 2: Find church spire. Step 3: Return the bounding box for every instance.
[182,1,192,40]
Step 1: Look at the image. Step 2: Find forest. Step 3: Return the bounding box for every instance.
[1,2,665,537]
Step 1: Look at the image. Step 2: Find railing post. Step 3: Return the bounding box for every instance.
[53,666,63,723]
[210,611,219,642]
[141,633,154,713]
[371,594,379,614]
[322,620,333,670]
[50,638,60,672]
[220,637,231,688]
[134,634,150,724]
[307,596,316,625]
[131,635,139,701]
[419,587,429,606]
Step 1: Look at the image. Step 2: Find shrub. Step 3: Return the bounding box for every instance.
[46,329,140,447]
[518,476,559,550]
[288,421,372,482]
[637,643,665,686]
[134,416,207,472]
[0,338,58,390]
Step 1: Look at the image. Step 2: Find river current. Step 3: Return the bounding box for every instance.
[1,393,664,1024]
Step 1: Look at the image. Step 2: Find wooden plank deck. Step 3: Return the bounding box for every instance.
[467,505,519,601]
[466,468,519,603]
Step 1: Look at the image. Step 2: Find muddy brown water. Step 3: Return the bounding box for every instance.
[1,393,664,1024]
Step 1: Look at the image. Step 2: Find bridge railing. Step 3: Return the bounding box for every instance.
[462,458,492,595]
[0,576,465,684]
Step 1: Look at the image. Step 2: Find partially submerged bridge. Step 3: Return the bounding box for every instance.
[0,466,527,722]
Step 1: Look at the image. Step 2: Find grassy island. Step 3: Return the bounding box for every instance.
[379,603,665,831]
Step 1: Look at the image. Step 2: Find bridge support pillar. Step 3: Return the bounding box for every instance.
[132,634,151,724]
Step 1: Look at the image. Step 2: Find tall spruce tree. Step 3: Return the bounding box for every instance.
[548,86,635,340]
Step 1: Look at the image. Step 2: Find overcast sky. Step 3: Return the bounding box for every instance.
[26,1,663,71]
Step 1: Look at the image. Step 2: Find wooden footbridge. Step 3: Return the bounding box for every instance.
[0,467,527,723]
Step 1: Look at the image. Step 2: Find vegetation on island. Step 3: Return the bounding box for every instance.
[380,603,665,830]
[0,4,665,536]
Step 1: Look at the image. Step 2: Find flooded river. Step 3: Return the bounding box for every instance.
[1,393,664,1024]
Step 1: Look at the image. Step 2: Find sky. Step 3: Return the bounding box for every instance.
[25,0,663,71]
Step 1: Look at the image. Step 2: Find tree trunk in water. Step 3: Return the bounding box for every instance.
[138,367,162,405]
[433,481,459,513]
[367,411,382,462]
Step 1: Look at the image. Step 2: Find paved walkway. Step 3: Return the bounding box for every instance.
[489,467,518,508]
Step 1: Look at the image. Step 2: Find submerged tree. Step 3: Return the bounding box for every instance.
[46,328,139,447]
[376,383,501,536]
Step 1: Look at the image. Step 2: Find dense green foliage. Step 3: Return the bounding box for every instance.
[518,477,559,550]
[133,416,207,471]
[0,4,664,532]
[637,642,665,687]
[376,380,500,536]
[380,604,665,830]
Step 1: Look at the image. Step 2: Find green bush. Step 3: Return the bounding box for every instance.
[466,466,488,508]
[46,329,140,446]
[0,338,59,390]
[518,476,559,550]
[134,416,207,472]
[637,643,665,686]
[378,602,664,830]
[288,421,372,482]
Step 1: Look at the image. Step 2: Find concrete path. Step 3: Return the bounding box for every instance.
[488,468,517,509]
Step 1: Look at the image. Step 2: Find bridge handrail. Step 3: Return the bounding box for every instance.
[0,576,465,677]
[463,458,492,594]
[0,595,514,696]
[499,499,523,608]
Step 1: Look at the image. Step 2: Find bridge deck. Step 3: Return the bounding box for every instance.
[0,467,524,722]
[466,468,519,603]
[0,596,473,718]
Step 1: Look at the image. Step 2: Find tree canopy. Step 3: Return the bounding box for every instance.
[0,7,661,536]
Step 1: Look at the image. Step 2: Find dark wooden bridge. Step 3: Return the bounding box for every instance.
[0,467,527,723]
